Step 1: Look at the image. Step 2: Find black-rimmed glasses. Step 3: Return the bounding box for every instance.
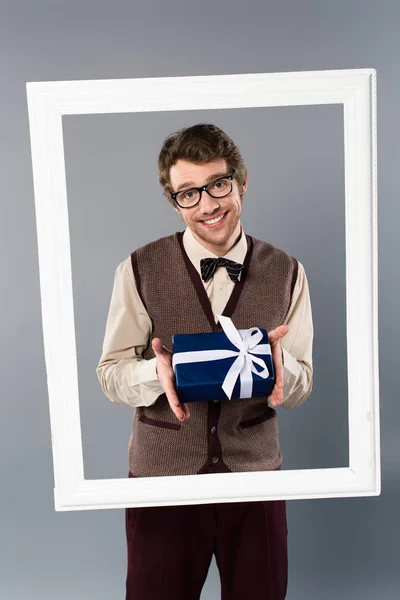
[170,170,237,208]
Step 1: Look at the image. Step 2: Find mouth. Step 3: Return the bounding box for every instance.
[199,211,228,228]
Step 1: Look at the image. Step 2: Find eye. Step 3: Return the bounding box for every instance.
[211,179,228,190]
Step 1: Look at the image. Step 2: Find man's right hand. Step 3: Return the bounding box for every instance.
[151,338,190,422]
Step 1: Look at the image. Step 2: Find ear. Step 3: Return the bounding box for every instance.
[241,174,248,195]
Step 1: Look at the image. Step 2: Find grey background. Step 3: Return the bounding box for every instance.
[1,1,397,599]
[63,104,346,480]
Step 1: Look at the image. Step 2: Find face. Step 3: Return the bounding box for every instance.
[169,158,248,256]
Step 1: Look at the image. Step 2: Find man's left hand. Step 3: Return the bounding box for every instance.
[267,324,289,407]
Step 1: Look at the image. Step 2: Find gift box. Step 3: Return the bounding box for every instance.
[172,315,275,403]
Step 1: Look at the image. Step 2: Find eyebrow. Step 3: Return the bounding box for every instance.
[176,172,229,192]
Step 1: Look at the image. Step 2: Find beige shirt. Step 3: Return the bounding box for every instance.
[96,226,314,410]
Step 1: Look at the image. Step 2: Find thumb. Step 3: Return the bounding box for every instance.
[152,337,170,355]
[269,324,289,343]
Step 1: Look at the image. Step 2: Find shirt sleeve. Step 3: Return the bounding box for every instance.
[279,260,314,409]
[96,257,165,408]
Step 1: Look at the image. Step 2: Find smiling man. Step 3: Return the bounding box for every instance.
[96,123,314,600]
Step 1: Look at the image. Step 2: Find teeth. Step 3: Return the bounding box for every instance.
[203,213,225,225]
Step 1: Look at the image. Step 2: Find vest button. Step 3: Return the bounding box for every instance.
[210,426,217,435]
[212,456,219,464]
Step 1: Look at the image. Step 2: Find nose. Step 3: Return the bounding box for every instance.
[198,190,220,215]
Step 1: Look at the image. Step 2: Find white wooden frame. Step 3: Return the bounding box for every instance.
[26,69,379,511]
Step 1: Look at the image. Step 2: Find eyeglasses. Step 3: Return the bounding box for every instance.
[170,170,237,209]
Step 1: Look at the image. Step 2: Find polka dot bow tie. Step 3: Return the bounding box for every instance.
[200,257,244,283]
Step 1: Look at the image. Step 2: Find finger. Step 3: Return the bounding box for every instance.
[152,337,171,356]
[151,339,187,420]
[269,384,283,407]
[181,403,190,419]
[271,343,284,388]
[269,391,278,407]
[270,385,278,406]
[162,376,188,421]
[275,358,283,388]
[275,368,283,389]
[275,384,283,404]
[151,337,161,353]
[270,343,284,405]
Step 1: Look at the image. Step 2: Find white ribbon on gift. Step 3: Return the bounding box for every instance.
[172,314,271,400]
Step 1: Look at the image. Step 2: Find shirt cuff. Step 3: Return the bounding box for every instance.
[281,346,300,378]
[127,358,165,406]
[281,346,301,402]
[135,356,160,382]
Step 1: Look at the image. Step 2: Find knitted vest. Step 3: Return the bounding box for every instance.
[128,231,298,477]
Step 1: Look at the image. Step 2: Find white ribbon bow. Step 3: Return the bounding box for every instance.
[172,314,271,400]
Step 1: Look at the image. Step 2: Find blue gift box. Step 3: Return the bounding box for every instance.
[172,328,275,403]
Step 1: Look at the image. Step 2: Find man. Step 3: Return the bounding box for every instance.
[96,123,314,600]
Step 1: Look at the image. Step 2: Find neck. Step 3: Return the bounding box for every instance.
[192,222,242,257]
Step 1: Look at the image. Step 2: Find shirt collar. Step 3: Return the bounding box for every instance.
[182,225,248,278]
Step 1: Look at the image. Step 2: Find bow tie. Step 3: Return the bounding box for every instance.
[200,257,244,283]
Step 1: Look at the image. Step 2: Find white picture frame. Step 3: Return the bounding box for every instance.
[26,68,379,511]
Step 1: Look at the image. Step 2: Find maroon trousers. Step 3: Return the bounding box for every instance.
[125,472,288,600]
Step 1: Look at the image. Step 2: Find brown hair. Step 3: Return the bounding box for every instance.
[158,123,248,205]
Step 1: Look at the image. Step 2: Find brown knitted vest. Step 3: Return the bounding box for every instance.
[128,231,298,477]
